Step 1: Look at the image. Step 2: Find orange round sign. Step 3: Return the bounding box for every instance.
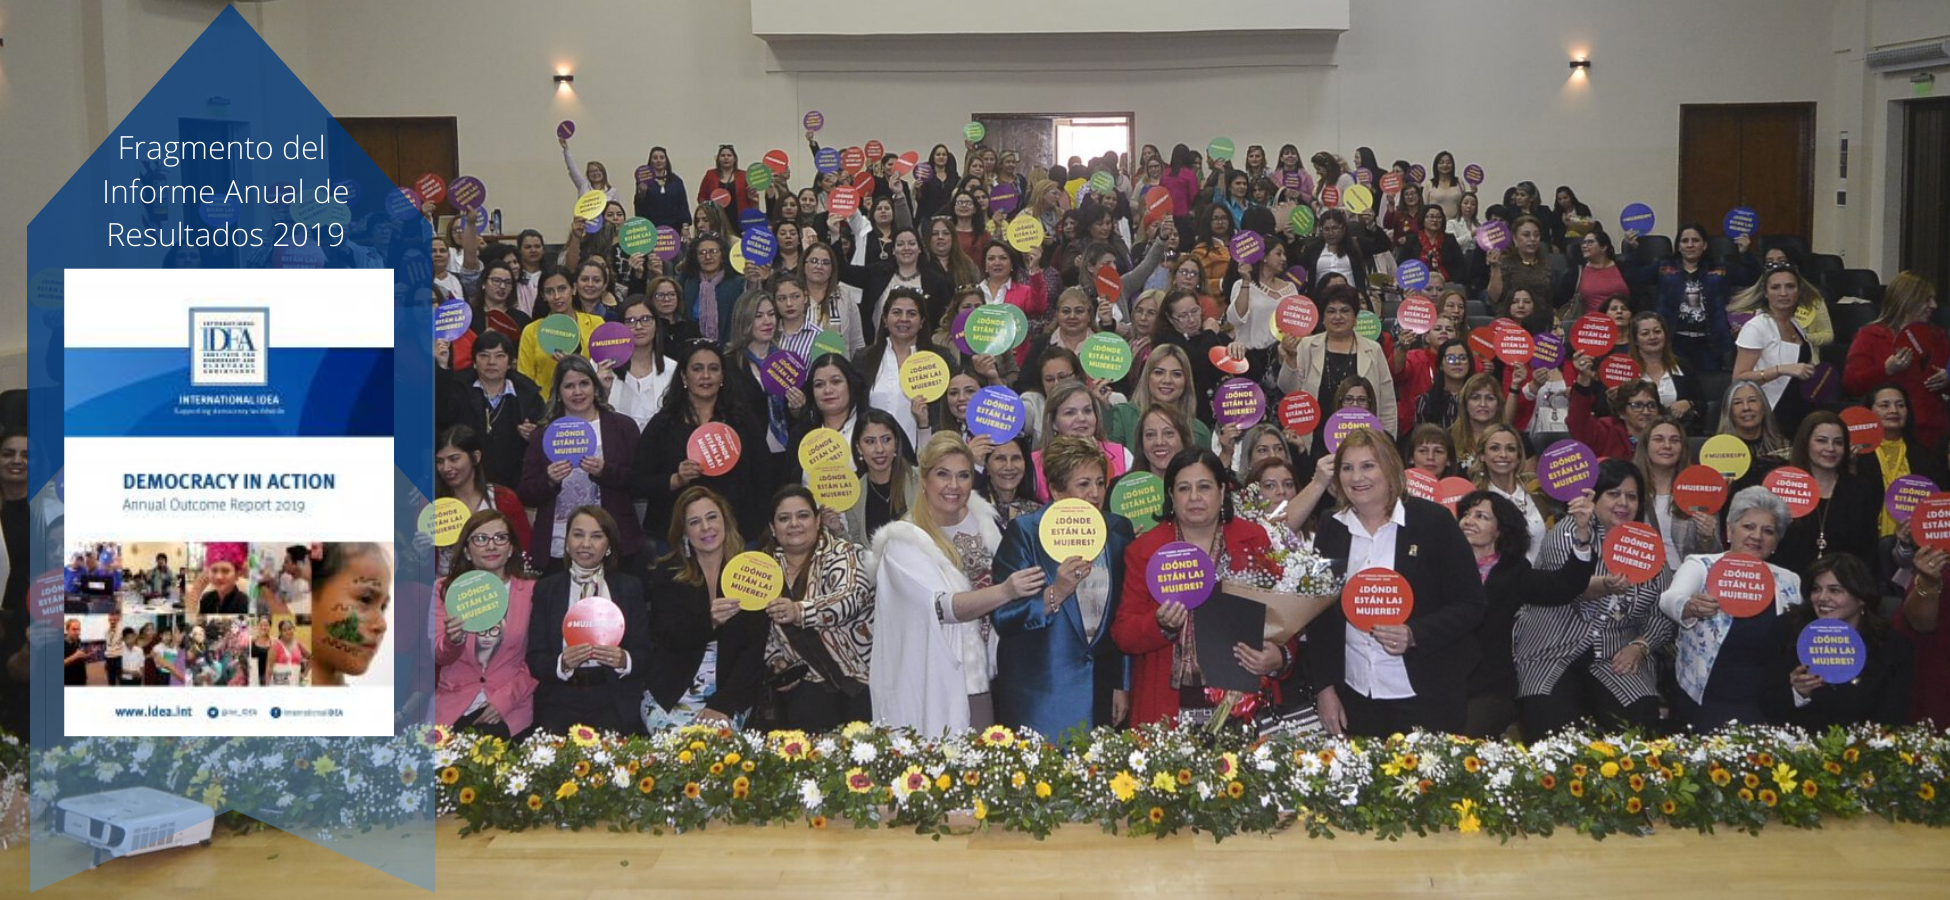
[1673,464,1729,514]
[1495,323,1534,365]
[1570,314,1618,358]
[1707,553,1777,618]
[1396,295,1437,334]
[1275,295,1319,338]
[1915,493,1950,551]
[1209,345,1249,375]
[687,422,742,476]
[1468,326,1498,361]
[1762,466,1820,519]
[1094,264,1121,300]
[1341,569,1414,631]
[1602,521,1665,585]
[1839,406,1882,453]
[1405,468,1438,501]
[1435,476,1477,513]
[1598,354,1642,388]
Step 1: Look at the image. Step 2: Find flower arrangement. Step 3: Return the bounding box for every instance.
[1225,484,1341,600]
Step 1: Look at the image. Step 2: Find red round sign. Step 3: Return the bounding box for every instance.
[1468,326,1498,362]
[852,170,876,194]
[1275,295,1319,337]
[709,188,732,208]
[1707,553,1777,618]
[1597,353,1642,388]
[1143,187,1172,225]
[1900,322,1939,367]
[687,422,743,476]
[1762,466,1820,518]
[1570,314,1619,358]
[762,149,790,174]
[563,596,626,646]
[1341,569,1414,631]
[827,186,860,217]
[893,151,919,175]
[1435,476,1477,513]
[1495,325,1534,365]
[1673,464,1729,514]
[1405,468,1438,502]
[1278,391,1321,435]
[1379,172,1402,195]
[1838,406,1882,453]
[1320,185,1341,208]
[864,139,885,159]
[1602,521,1666,585]
[1396,295,1438,334]
[414,172,448,206]
[841,146,865,173]
[1210,345,1249,375]
[1094,264,1121,300]
[1916,493,1950,551]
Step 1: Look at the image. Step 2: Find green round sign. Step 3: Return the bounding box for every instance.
[618,217,658,255]
[1289,205,1316,237]
[964,122,986,143]
[810,328,849,360]
[1088,171,1115,195]
[1207,137,1235,161]
[1078,332,1134,381]
[536,313,583,355]
[447,569,510,633]
[964,304,1022,356]
[1355,310,1383,341]
[1110,470,1166,534]
[746,162,773,195]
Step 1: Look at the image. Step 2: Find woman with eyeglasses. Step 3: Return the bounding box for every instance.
[1568,373,1663,461]
[1731,264,1821,436]
[469,261,531,340]
[435,425,533,575]
[598,296,675,432]
[435,510,537,740]
[679,233,747,344]
[801,242,866,354]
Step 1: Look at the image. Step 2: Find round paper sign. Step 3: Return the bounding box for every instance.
[1699,434,1753,480]
[746,162,773,195]
[654,226,682,261]
[965,122,986,143]
[1408,164,1426,184]
[1206,137,1234,160]
[1079,332,1134,381]
[710,188,732,209]
[1088,171,1115,196]
[826,185,860,218]
[724,551,785,611]
[1467,326,1498,362]
[807,463,862,512]
[900,350,950,402]
[1006,216,1045,252]
[1289,204,1316,237]
[1474,221,1512,252]
[810,329,848,360]
[1570,314,1618,358]
[802,110,824,132]
[1396,259,1431,291]
[1839,406,1882,453]
[1090,264,1122,301]
[1320,185,1341,209]
[1213,378,1266,428]
[1900,322,1940,367]
[425,496,470,547]
[1722,206,1759,239]
[1598,353,1642,388]
[1602,521,1665,585]
[990,182,1020,214]
[687,422,742,476]
[450,175,486,210]
[1039,497,1107,562]
[864,139,884,159]
[1496,325,1534,365]
[584,322,633,368]
[763,149,791,174]
[742,226,778,266]
[1798,619,1867,683]
[386,186,422,221]
[1230,231,1266,266]
[963,305,1022,356]
[535,314,582,355]
[1707,554,1777,618]
[966,386,1027,442]
[1763,467,1820,518]
[556,120,576,140]
[1619,202,1656,236]
[618,217,657,255]
[562,596,624,646]
[434,299,472,340]
[1885,474,1939,522]
[1275,295,1319,338]
[1405,468,1438,501]
[894,151,919,175]
[415,172,448,206]
[1110,471,1165,533]
[1435,476,1477,513]
[1463,163,1485,186]
[797,427,850,472]
[815,148,841,174]
[1209,345,1249,375]
[841,146,865,173]
[1354,310,1383,341]
[1673,464,1730,514]
[573,189,607,221]
[447,570,510,633]
[1143,187,1172,225]
[1379,172,1403,195]
[1341,569,1413,631]
[1396,295,1437,334]
[1531,332,1567,369]
[1342,184,1375,215]
[1278,391,1321,435]
[1912,493,1950,551]
[760,350,808,396]
[1800,361,1839,403]
[1147,542,1216,609]
[1538,439,1600,501]
[1355,169,1374,187]
[542,417,596,465]
[1322,407,1383,453]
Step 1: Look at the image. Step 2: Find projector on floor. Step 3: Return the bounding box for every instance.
[53,786,214,864]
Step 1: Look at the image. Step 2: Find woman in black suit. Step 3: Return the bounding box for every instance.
[527,506,653,737]
[1304,428,1488,737]
[642,487,767,729]
[1454,490,1596,738]
[1763,553,1913,729]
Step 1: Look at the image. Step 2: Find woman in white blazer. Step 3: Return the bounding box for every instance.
[1276,283,1398,434]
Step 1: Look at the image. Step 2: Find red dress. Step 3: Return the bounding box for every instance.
[1843,322,1949,450]
[1111,519,1274,727]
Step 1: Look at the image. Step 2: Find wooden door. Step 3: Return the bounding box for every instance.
[1678,103,1814,243]
[332,116,459,220]
[1902,98,1950,297]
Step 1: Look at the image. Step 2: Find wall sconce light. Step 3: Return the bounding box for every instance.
[1568,58,1592,72]
[553,74,575,86]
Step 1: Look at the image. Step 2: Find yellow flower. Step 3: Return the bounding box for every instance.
[569,724,599,747]
[1599,762,1619,779]
[980,725,1017,747]
[810,815,828,829]
[936,774,953,791]
[1743,773,1760,790]
[724,752,742,766]
[1921,784,1937,802]
[1109,771,1140,802]
[710,763,726,776]
[1151,771,1178,794]
[1036,781,1053,799]
[1569,780,1585,798]
[684,782,701,799]
[688,740,707,752]
[1771,763,1799,793]
[732,776,750,800]
[1625,797,1643,814]
[963,771,981,786]
[678,751,694,765]
[572,761,591,778]
[526,794,543,810]
[555,780,578,800]
[1823,761,1843,775]
[439,766,460,785]
[458,787,477,805]
[1843,747,1860,764]
[1451,798,1481,834]
[1226,781,1246,799]
[973,798,988,821]
[1219,752,1240,781]
[1011,771,1027,789]
[772,733,810,761]
[841,721,873,739]
[1660,799,1678,815]
[313,755,337,776]
[638,776,657,794]
[1711,769,1732,787]
[1670,763,1685,778]
[1759,789,1778,808]
[902,767,929,794]
[1147,806,1165,824]
[1176,768,1193,785]
[1572,764,1588,779]
[846,768,874,793]
[200,783,225,810]
[1738,788,1755,802]
[1628,774,1645,793]
[1589,741,1618,758]
[1802,780,1819,798]
[429,724,452,749]
[1463,756,1483,774]
[1620,758,1635,772]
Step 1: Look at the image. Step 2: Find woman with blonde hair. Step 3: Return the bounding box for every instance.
[1449,372,1505,477]
[1843,271,1948,448]
[1107,343,1212,450]
[1473,424,1553,563]
[1729,263,1833,347]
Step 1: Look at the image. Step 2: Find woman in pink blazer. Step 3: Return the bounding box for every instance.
[434,509,539,739]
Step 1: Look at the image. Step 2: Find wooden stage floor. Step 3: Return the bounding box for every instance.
[3,815,1946,898]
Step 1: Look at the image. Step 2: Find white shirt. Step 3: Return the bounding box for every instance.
[1334,500,1415,699]
[1316,248,1354,285]
[1226,278,1294,351]
[1488,481,1546,565]
[871,343,924,450]
[434,272,463,300]
[1651,493,1686,571]
[1735,314,1807,409]
[608,358,675,431]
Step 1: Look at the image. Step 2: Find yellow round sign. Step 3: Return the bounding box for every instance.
[807,463,862,512]
[1038,497,1107,562]
[727,236,746,274]
[723,550,784,611]
[572,189,607,221]
[428,496,470,548]
[900,350,950,401]
[1005,215,1046,253]
[1699,434,1754,481]
[1341,184,1375,214]
[798,427,851,472]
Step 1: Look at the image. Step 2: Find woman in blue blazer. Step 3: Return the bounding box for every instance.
[991,436,1136,738]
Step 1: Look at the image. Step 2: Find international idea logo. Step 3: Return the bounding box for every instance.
[190,307,269,386]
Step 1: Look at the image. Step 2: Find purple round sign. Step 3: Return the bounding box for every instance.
[759,350,807,397]
[742,226,778,266]
[449,175,487,210]
[1530,332,1567,369]
[1539,439,1599,501]
[1281,170,1304,192]
[654,226,682,261]
[815,148,841,174]
[1213,378,1266,428]
[1474,220,1512,253]
[1229,230,1266,266]
[1283,264,1311,291]
[556,120,576,140]
[951,307,976,356]
[1800,361,1839,403]
[1723,206,1759,239]
[433,298,472,341]
[966,385,1026,443]
[1797,619,1866,683]
[1322,407,1383,453]
[1146,541,1216,609]
[586,321,634,367]
[989,182,1020,214]
[542,417,595,465]
[1395,259,1431,291]
[1885,474,1939,522]
[635,165,655,187]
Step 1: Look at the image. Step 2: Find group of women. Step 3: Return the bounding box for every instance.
[426,131,1950,742]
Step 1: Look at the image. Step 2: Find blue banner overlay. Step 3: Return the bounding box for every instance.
[23,8,432,889]
[64,349,394,437]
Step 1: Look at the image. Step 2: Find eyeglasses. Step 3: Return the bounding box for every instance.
[467,532,512,547]
[1443,354,1470,363]
[1626,400,1660,412]
[487,277,513,287]
[624,315,655,326]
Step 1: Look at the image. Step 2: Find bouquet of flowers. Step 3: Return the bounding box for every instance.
[1222,485,1342,644]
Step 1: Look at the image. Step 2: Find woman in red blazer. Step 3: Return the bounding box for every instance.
[696,145,755,215]
[434,510,539,739]
[1842,271,1948,449]
[1112,449,1276,727]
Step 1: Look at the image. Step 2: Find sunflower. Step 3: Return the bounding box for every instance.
[684,782,702,799]
[742,760,756,773]
[1660,800,1677,815]
[1823,761,1843,775]
[1569,780,1585,798]
[1226,781,1246,799]
[1743,773,1761,789]
[1711,769,1732,787]
[710,763,726,776]
[846,769,874,793]
[439,767,460,785]
[973,799,989,821]
[1759,789,1778,807]
[810,815,828,829]
[1921,784,1938,802]
[555,780,578,800]
[1176,768,1193,785]
[1036,781,1053,799]
[1147,806,1165,824]
[1625,797,1643,814]
[1628,774,1645,793]
[723,752,742,766]
[963,771,980,786]
[569,724,599,747]
[1571,764,1588,779]
[1540,774,1558,790]
[458,787,477,805]
[526,794,544,811]
[1619,757,1635,772]
[1738,788,1755,802]
[1463,756,1482,774]
[572,761,592,778]
[638,776,657,794]
[1802,780,1819,798]
[980,725,1017,747]
[1843,747,1860,764]
[732,776,750,800]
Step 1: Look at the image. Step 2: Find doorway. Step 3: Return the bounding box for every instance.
[972,113,1134,174]
[332,116,460,220]
[1678,103,1815,245]
[1901,98,1950,297]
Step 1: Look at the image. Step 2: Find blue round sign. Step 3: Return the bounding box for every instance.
[1723,206,1759,239]
[815,147,842,174]
[1395,259,1431,291]
[1797,619,1867,683]
[965,386,1026,443]
[738,207,769,232]
[200,199,238,225]
[1619,202,1656,236]
[542,417,596,465]
[742,226,778,266]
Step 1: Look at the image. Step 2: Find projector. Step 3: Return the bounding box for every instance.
[53,786,214,865]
